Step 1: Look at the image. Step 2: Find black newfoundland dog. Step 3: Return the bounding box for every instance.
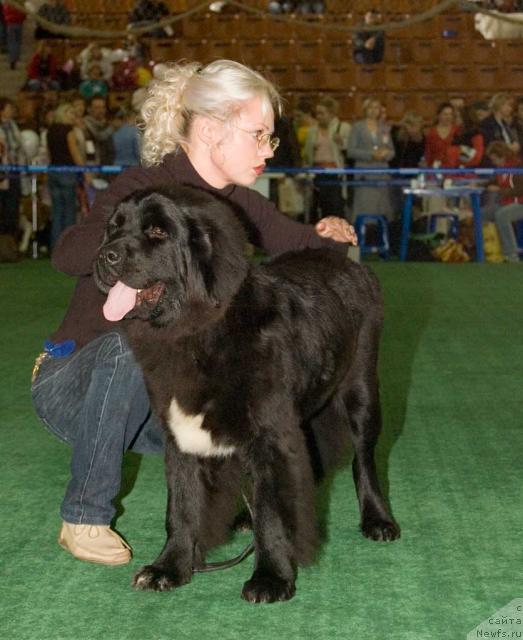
[95,185,400,603]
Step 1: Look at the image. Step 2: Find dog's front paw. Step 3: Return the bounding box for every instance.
[241,573,296,604]
[132,564,191,592]
[361,518,401,542]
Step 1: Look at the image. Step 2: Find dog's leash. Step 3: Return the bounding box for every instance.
[192,490,255,574]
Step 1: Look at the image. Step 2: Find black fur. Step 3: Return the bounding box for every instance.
[95,185,400,603]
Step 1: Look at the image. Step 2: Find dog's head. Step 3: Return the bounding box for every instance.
[95,185,249,328]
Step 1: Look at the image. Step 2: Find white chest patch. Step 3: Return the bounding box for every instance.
[166,398,236,458]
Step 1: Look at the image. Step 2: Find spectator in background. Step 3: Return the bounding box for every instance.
[483,141,523,262]
[112,106,141,167]
[511,96,523,161]
[79,64,109,100]
[472,100,490,123]
[35,0,71,40]
[480,93,520,155]
[424,102,458,168]
[26,41,60,91]
[77,43,114,82]
[0,97,25,244]
[266,114,300,206]
[46,102,87,249]
[2,1,26,70]
[84,96,114,166]
[353,10,384,64]
[128,0,172,37]
[293,99,316,161]
[303,95,351,222]
[347,96,395,220]
[448,103,485,168]
[390,110,425,169]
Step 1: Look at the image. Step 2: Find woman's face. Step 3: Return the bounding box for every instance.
[499,99,513,120]
[365,101,381,120]
[207,96,276,188]
[315,105,333,128]
[1,102,14,121]
[437,107,454,126]
[63,107,75,126]
[72,98,85,117]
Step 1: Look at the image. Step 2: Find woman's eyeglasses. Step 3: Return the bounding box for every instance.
[234,126,280,152]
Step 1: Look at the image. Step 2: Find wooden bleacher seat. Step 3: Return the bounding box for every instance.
[208,13,241,40]
[295,65,322,91]
[238,14,268,40]
[441,40,468,65]
[410,39,436,64]
[293,39,323,65]
[207,39,240,62]
[499,65,523,91]
[384,65,410,92]
[410,65,444,92]
[182,13,211,39]
[353,64,385,93]
[469,65,500,92]
[262,40,292,66]
[442,65,473,92]
[264,65,295,91]
[500,40,523,64]
[148,39,177,63]
[101,0,132,13]
[323,65,353,92]
[384,39,411,64]
[265,16,296,41]
[237,41,263,67]
[471,39,498,64]
[323,40,350,64]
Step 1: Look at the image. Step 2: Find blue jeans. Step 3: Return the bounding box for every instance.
[31,332,164,525]
[48,173,78,250]
[483,201,523,261]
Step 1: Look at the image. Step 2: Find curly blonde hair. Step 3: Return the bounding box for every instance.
[140,59,282,167]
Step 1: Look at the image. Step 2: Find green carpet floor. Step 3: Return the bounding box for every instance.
[1,259,521,640]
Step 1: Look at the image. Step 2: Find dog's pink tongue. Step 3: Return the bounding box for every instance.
[103,281,138,321]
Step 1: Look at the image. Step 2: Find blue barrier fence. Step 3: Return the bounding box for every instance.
[3,164,523,176]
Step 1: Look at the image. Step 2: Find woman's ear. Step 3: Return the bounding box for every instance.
[194,115,219,148]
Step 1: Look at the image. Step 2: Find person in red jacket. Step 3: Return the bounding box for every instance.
[424,102,459,168]
[2,1,26,69]
[26,41,60,91]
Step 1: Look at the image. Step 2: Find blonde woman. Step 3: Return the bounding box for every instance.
[46,102,86,249]
[347,97,395,220]
[31,60,357,566]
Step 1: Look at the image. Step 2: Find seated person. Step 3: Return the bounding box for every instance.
[483,141,523,262]
[79,64,109,100]
[26,41,60,91]
[353,10,384,64]
[77,43,114,82]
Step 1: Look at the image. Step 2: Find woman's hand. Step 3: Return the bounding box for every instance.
[316,217,358,245]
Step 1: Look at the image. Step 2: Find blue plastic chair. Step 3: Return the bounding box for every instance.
[354,215,390,260]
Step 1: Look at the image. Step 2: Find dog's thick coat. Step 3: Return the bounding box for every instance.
[95,185,400,603]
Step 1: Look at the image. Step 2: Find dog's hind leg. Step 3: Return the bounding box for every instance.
[241,414,318,604]
[342,327,401,542]
[133,434,202,591]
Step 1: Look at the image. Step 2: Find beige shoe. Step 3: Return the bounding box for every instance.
[58,522,132,566]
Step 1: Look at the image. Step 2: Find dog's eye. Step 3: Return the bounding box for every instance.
[146,226,168,240]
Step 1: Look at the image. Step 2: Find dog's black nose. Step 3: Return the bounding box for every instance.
[103,248,121,266]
